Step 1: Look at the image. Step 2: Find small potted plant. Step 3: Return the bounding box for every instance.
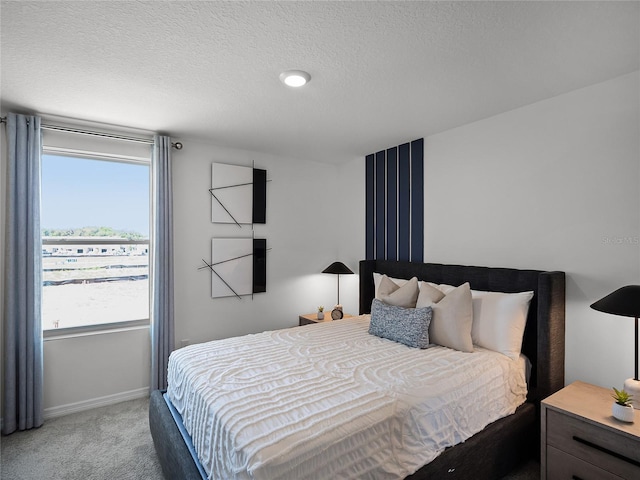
[317,306,324,320]
[611,387,635,423]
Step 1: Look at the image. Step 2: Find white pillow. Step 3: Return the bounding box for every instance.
[471,290,534,360]
[417,282,474,353]
[378,275,419,308]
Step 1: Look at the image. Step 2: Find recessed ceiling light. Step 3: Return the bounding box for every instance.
[279,70,311,87]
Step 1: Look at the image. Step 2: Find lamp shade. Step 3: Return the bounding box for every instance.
[590,285,640,317]
[591,285,640,404]
[322,262,354,275]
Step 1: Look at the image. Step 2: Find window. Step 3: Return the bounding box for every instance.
[41,150,150,332]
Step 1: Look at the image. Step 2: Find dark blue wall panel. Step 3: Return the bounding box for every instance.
[385,147,397,261]
[410,139,424,262]
[366,139,422,263]
[375,151,386,260]
[397,143,411,261]
[365,154,375,260]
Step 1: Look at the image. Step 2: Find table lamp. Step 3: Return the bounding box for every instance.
[590,285,640,409]
[322,261,354,305]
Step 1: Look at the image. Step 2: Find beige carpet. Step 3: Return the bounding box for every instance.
[1,397,539,479]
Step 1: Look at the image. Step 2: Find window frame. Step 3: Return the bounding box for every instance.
[41,141,152,336]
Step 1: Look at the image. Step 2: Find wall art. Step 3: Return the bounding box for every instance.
[202,237,267,299]
[211,163,267,226]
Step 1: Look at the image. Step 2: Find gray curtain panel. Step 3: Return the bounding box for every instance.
[2,113,44,434]
[151,135,175,390]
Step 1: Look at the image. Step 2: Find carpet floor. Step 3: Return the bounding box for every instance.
[1,397,539,479]
[1,398,162,480]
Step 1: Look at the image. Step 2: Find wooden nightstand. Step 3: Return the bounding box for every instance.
[541,381,640,479]
[298,312,353,326]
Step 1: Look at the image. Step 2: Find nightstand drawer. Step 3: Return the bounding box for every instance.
[547,409,640,479]
[547,445,623,480]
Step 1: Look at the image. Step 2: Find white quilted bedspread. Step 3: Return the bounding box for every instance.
[167,316,527,480]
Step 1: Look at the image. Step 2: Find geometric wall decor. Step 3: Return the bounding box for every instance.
[207,237,267,299]
[206,161,268,299]
[211,163,267,226]
[365,138,423,262]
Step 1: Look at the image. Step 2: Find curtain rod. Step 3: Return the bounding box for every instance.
[0,116,183,149]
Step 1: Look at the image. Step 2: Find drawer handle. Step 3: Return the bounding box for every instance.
[572,476,583,480]
[572,435,640,468]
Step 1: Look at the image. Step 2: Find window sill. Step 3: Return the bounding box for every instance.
[43,320,149,341]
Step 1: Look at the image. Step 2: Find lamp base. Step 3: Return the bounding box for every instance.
[623,378,640,409]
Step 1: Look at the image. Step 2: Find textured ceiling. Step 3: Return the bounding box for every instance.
[1,1,638,163]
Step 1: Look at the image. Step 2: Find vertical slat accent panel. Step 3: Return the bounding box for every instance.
[365,154,375,260]
[385,147,398,261]
[410,138,424,262]
[366,138,422,262]
[397,143,411,261]
[375,151,386,260]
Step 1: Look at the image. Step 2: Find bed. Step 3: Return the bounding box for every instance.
[149,259,565,479]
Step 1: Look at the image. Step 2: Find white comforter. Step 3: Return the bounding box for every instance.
[167,316,527,480]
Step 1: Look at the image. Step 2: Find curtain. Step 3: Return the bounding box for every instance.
[2,113,44,434]
[150,135,174,390]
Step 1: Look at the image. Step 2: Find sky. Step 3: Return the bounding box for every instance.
[41,154,150,237]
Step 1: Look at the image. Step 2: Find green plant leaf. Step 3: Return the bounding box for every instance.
[611,387,633,406]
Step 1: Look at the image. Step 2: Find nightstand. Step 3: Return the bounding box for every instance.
[298,312,353,326]
[541,381,640,479]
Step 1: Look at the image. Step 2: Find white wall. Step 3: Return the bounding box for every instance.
[423,71,640,389]
[171,138,350,346]
[43,328,151,416]
[336,156,366,315]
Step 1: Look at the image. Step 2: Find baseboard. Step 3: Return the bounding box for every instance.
[44,387,150,420]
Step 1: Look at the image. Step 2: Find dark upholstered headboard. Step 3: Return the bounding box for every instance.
[359,260,566,404]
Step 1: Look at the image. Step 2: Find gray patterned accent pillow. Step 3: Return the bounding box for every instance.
[368,299,433,349]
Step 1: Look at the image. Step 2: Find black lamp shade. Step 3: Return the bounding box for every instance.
[322,262,354,275]
[590,285,640,317]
